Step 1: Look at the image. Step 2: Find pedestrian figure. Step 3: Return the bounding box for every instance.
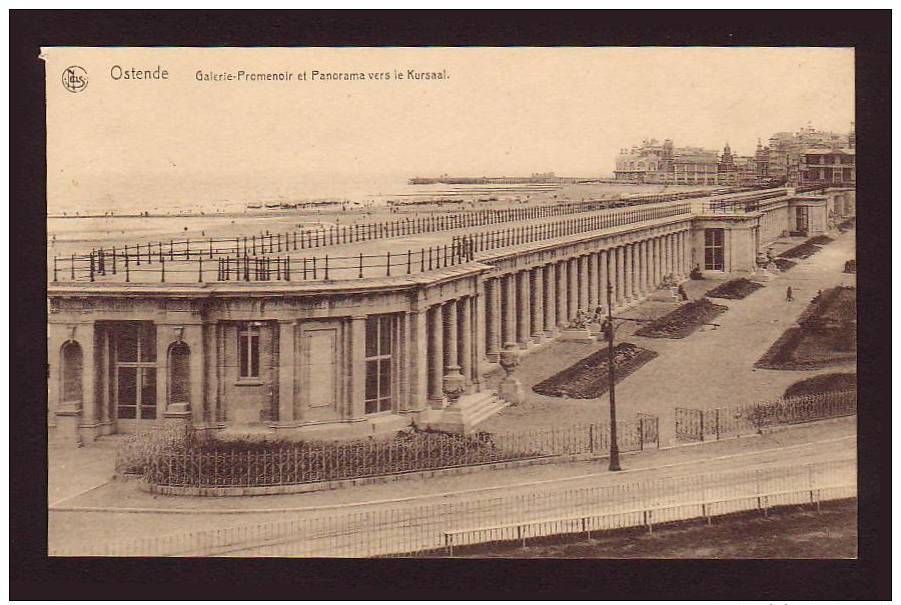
[677,284,688,301]
[786,286,794,302]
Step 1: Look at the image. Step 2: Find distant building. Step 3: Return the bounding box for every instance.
[799,148,855,186]
[671,147,719,185]
[613,138,673,183]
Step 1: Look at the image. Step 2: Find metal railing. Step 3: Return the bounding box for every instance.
[51,203,691,284]
[674,390,856,442]
[139,418,659,490]
[51,457,854,557]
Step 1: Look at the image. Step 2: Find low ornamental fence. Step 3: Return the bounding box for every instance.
[137,417,659,490]
[674,390,856,442]
[52,203,691,284]
[54,457,854,557]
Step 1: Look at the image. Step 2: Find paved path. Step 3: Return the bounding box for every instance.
[480,229,856,443]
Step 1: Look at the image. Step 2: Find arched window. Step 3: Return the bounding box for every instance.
[168,342,191,406]
[61,341,83,404]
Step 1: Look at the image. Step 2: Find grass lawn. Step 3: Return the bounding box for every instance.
[755,287,857,370]
[447,500,857,559]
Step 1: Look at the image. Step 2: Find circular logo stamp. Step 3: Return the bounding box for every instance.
[62,66,88,93]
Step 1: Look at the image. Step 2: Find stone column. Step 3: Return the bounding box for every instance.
[407,309,428,411]
[604,248,616,308]
[579,255,590,312]
[428,304,445,407]
[587,253,597,311]
[544,263,557,337]
[665,234,674,277]
[503,274,516,347]
[444,299,459,369]
[643,239,652,294]
[460,296,473,389]
[531,267,544,341]
[349,316,367,418]
[624,243,634,303]
[276,321,296,423]
[471,292,484,390]
[652,237,661,287]
[598,250,608,305]
[615,246,625,308]
[517,271,531,348]
[485,278,500,362]
[568,258,579,318]
[556,261,568,328]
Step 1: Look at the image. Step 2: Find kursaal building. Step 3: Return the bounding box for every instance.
[47,185,855,445]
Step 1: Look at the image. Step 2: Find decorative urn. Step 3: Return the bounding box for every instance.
[442,365,466,405]
[498,342,520,378]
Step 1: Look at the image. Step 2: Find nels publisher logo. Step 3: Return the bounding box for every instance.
[62,66,88,93]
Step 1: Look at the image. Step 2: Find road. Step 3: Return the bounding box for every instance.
[49,419,855,556]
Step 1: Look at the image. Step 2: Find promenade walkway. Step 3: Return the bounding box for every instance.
[479,228,856,443]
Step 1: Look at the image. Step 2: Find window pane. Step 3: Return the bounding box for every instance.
[365,399,377,415]
[365,317,379,358]
[379,397,391,413]
[141,369,157,419]
[250,335,260,377]
[379,358,391,397]
[117,367,137,418]
[117,327,137,362]
[380,317,392,354]
[365,359,379,401]
[140,323,157,362]
[239,333,248,377]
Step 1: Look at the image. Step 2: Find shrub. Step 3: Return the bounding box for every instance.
[114,423,193,476]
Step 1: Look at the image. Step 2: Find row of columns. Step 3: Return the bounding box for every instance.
[426,295,482,406]
[483,230,691,361]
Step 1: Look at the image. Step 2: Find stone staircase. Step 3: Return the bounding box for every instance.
[421,390,510,434]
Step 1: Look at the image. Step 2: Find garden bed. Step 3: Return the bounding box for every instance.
[784,373,857,399]
[531,343,658,399]
[704,278,764,300]
[755,287,857,370]
[773,258,797,272]
[779,235,833,260]
[633,298,728,339]
[844,259,856,273]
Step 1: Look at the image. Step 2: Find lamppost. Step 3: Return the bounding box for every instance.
[602,279,721,472]
[604,276,621,472]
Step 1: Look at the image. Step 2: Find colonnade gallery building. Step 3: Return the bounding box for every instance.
[47,186,855,444]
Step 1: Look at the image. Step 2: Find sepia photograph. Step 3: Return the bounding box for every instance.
[10,10,891,601]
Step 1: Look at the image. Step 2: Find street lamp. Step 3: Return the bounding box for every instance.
[604,276,621,472]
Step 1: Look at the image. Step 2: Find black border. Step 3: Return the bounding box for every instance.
[11,10,891,601]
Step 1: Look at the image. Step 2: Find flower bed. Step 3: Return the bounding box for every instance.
[784,373,857,399]
[634,298,728,339]
[779,235,833,260]
[531,343,658,399]
[844,259,856,273]
[755,287,857,370]
[774,258,797,272]
[704,278,764,300]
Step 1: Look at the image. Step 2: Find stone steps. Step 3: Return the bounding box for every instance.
[422,390,510,434]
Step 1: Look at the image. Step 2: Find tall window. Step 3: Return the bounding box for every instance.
[115,322,157,420]
[364,315,393,414]
[238,323,261,379]
[704,228,725,271]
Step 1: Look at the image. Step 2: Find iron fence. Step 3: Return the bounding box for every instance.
[137,418,658,490]
[674,390,856,442]
[52,457,855,557]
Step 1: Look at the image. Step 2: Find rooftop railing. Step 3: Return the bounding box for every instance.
[51,203,692,284]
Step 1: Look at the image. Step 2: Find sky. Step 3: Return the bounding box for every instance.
[43,47,854,211]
